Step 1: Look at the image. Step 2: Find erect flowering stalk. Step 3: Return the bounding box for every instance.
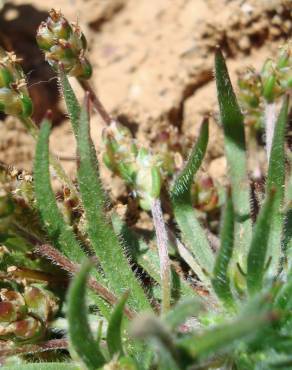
[151,198,171,314]
[36,9,92,79]
[0,48,32,118]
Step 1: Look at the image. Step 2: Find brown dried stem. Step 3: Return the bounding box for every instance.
[0,339,68,357]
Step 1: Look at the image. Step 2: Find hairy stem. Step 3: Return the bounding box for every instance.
[264,101,277,163]
[0,339,68,357]
[78,78,113,125]
[151,198,171,313]
[35,244,134,319]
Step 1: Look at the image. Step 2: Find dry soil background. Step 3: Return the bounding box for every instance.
[0,0,291,195]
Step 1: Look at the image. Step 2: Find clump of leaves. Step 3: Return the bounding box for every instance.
[0,9,291,370]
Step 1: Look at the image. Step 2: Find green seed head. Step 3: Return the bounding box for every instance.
[37,9,92,79]
[0,48,32,117]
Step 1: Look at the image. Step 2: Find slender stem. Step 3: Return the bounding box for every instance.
[35,244,135,319]
[78,78,113,125]
[151,198,171,313]
[21,116,78,199]
[264,101,277,164]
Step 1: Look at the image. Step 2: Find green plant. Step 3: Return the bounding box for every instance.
[0,9,291,370]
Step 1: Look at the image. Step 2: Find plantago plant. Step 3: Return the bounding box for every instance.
[0,9,291,370]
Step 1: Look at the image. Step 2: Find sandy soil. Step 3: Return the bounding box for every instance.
[0,0,291,193]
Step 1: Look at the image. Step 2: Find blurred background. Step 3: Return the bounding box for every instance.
[0,0,291,189]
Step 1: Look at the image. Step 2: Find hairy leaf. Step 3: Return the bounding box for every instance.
[107,291,129,357]
[34,119,84,263]
[34,119,111,318]
[212,189,235,308]
[215,49,252,282]
[247,190,276,295]
[171,119,214,283]
[266,96,289,275]
[67,261,105,369]
[76,96,151,312]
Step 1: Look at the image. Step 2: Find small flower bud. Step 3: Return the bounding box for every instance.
[0,48,33,117]
[191,176,219,212]
[135,148,162,210]
[37,9,92,79]
[102,121,138,184]
[238,68,262,109]
[261,59,282,103]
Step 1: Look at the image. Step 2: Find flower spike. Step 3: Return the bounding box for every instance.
[37,9,92,79]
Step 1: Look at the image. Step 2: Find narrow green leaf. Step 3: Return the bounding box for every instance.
[58,68,80,137]
[34,119,111,318]
[247,189,276,295]
[171,119,214,283]
[283,160,292,266]
[67,261,106,370]
[266,96,289,275]
[1,365,80,370]
[212,189,235,308]
[275,279,292,311]
[171,118,209,200]
[284,209,292,269]
[215,49,252,279]
[34,119,84,263]
[107,291,129,357]
[76,95,151,312]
